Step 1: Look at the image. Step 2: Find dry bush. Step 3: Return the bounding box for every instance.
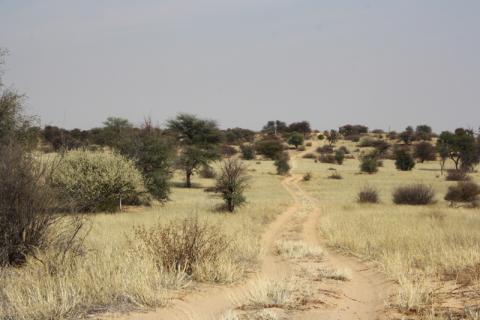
[316,145,334,154]
[357,186,379,203]
[444,181,480,205]
[216,159,249,212]
[393,184,435,205]
[328,171,342,180]
[302,172,312,181]
[199,164,216,179]
[134,216,231,275]
[319,154,336,164]
[0,144,86,266]
[305,142,312,147]
[275,240,323,259]
[445,169,471,181]
[302,153,316,159]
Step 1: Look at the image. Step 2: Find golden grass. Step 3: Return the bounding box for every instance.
[297,139,480,317]
[0,160,292,320]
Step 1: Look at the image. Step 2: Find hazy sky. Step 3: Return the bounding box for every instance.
[1,0,479,132]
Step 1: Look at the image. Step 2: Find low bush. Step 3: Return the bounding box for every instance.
[414,141,436,163]
[328,171,342,179]
[240,144,256,160]
[199,165,216,179]
[52,150,145,212]
[319,154,336,164]
[445,169,470,181]
[359,153,378,174]
[393,184,435,205]
[297,145,306,151]
[395,148,415,171]
[357,186,379,203]
[255,138,283,160]
[220,144,237,157]
[134,216,230,275]
[215,159,249,212]
[303,172,312,181]
[444,181,480,204]
[305,142,312,147]
[338,146,350,154]
[316,145,334,154]
[344,134,361,142]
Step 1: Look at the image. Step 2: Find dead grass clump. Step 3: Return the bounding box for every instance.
[328,171,342,180]
[134,216,230,275]
[302,172,312,181]
[357,186,379,204]
[393,184,435,205]
[275,240,323,259]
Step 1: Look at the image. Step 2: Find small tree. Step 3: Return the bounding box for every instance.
[326,130,339,146]
[255,137,283,159]
[399,126,415,145]
[415,125,433,141]
[436,129,478,171]
[395,148,415,171]
[274,152,290,175]
[414,141,436,163]
[287,132,304,148]
[215,159,249,212]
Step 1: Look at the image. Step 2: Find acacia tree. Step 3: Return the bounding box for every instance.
[325,130,339,146]
[168,114,221,187]
[437,129,478,171]
[215,159,249,212]
[287,132,304,148]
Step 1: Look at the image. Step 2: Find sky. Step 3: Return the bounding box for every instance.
[0,0,479,132]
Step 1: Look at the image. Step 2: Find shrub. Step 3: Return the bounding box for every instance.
[393,184,435,205]
[357,186,379,203]
[287,132,304,148]
[319,154,336,164]
[316,145,334,154]
[215,159,249,212]
[328,171,342,179]
[274,152,290,175]
[303,172,312,181]
[395,148,415,171]
[335,150,345,165]
[338,146,350,154]
[297,145,306,151]
[199,165,216,179]
[444,181,480,204]
[255,138,283,159]
[344,134,361,142]
[52,150,145,212]
[0,144,85,266]
[240,144,256,160]
[360,153,378,174]
[414,141,436,163]
[220,144,237,157]
[445,169,471,181]
[317,134,325,140]
[305,142,312,147]
[134,217,230,275]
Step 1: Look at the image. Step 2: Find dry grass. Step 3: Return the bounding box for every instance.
[275,240,323,259]
[297,139,480,318]
[0,160,292,320]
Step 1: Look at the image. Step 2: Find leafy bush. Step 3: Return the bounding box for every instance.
[445,169,471,181]
[357,186,379,203]
[393,184,435,205]
[395,148,415,171]
[0,144,85,266]
[414,141,436,163]
[287,132,304,148]
[319,154,336,164]
[240,144,256,160]
[338,146,350,154]
[52,150,145,212]
[255,138,283,160]
[335,150,345,165]
[134,217,230,275]
[444,181,480,204]
[274,152,290,175]
[215,159,249,212]
[297,145,306,151]
[360,153,378,174]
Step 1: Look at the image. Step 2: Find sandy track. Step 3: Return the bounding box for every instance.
[111,151,390,320]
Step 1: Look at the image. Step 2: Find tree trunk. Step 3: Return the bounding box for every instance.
[185,171,192,188]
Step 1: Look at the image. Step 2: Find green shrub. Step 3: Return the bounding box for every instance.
[274,152,290,175]
[52,150,145,212]
[393,184,435,205]
[395,148,415,171]
[255,138,283,160]
[303,172,312,181]
[240,144,256,160]
[335,150,345,165]
[360,153,378,174]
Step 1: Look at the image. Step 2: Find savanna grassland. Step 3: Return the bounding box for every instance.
[0,161,292,320]
[296,139,480,319]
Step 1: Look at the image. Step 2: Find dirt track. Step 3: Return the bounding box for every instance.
[112,153,391,320]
